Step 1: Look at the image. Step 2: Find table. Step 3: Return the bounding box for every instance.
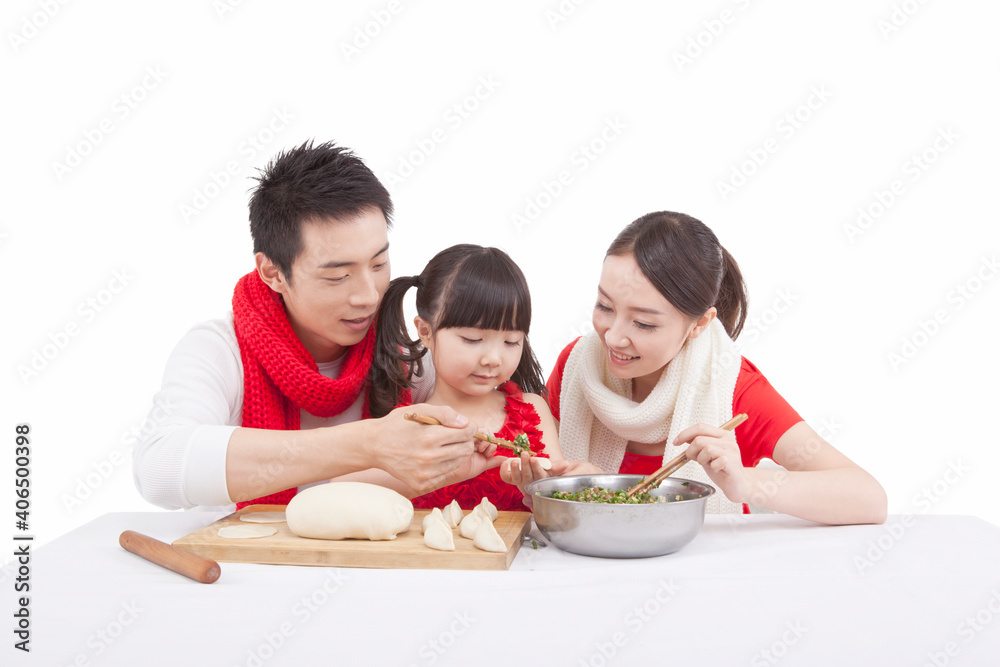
[11,513,1000,666]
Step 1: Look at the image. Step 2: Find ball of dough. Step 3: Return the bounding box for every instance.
[286,482,414,541]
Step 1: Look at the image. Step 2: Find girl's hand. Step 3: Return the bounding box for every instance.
[674,422,751,504]
[500,456,604,509]
[499,452,553,510]
[499,451,552,489]
[499,456,603,488]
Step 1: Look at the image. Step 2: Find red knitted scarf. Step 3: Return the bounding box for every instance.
[232,271,376,509]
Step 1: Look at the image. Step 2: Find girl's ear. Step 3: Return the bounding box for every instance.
[688,307,717,340]
[413,316,434,350]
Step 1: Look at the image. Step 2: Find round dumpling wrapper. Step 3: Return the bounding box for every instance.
[218,525,278,539]
[240,511,286,523]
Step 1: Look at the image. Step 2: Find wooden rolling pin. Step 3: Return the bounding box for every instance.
[119,530,221,584]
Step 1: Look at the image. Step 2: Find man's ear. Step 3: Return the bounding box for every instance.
[413,316,433,350]
[688,307,717,340]
[256,252,289,293]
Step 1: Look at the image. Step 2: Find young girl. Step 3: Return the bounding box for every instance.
[369,244,594,511]
[547,212,887,525]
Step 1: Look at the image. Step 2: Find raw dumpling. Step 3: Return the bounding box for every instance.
[422,507,446,534]
[240,511,286,523]
[477,497,498,522]
[218,525,278,539]
[423,513,455,551]
[473,519,506,553]
[459,505,489,540]
[444,500,463,528]
[286,482,413,541]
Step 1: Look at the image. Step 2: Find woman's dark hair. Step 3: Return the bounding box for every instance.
[368,244,545,418]
[248,140,393,283]
[606,211,748,339]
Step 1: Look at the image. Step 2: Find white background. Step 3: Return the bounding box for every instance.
[3,0,998,552]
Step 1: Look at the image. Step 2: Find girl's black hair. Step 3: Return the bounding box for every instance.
[368,244,545,418]
[606,211,748,339]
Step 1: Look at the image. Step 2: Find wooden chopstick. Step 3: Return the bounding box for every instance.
[404,412,446,427]
[403,412,530,454]
[625,413,749,498]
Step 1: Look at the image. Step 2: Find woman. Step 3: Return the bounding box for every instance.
[544,211,886,524]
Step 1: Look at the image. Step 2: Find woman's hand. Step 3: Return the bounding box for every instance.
[674,422,751,504]
[676,421,887,524]
[553,459,603,476]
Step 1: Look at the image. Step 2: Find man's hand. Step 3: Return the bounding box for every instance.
[361,404,484,495]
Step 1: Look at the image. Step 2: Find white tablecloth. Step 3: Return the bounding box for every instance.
[10,513,1000,666]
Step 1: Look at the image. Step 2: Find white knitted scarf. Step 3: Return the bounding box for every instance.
[559,318,743,514]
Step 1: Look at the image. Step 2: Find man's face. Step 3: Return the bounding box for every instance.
[260,207,390,363]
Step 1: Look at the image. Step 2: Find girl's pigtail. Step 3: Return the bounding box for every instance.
[368,275,425,418]
[509,339,546,397]
[510,334,547,398]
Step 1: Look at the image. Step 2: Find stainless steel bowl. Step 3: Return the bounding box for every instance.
[524,474,714,558]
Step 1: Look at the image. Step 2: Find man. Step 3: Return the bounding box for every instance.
[134,141,497,510]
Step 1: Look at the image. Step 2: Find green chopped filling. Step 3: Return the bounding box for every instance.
[513,433,530,452]
[551,487,663,504]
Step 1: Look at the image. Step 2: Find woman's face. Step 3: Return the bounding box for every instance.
[592,254,712,385]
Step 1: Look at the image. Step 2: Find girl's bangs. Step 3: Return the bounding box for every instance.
[434,255,531,333]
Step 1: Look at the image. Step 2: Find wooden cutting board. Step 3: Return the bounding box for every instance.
[173,505,531,571]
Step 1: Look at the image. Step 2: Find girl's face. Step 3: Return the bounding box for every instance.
[416,321,524,397]
[593,254,713,385]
